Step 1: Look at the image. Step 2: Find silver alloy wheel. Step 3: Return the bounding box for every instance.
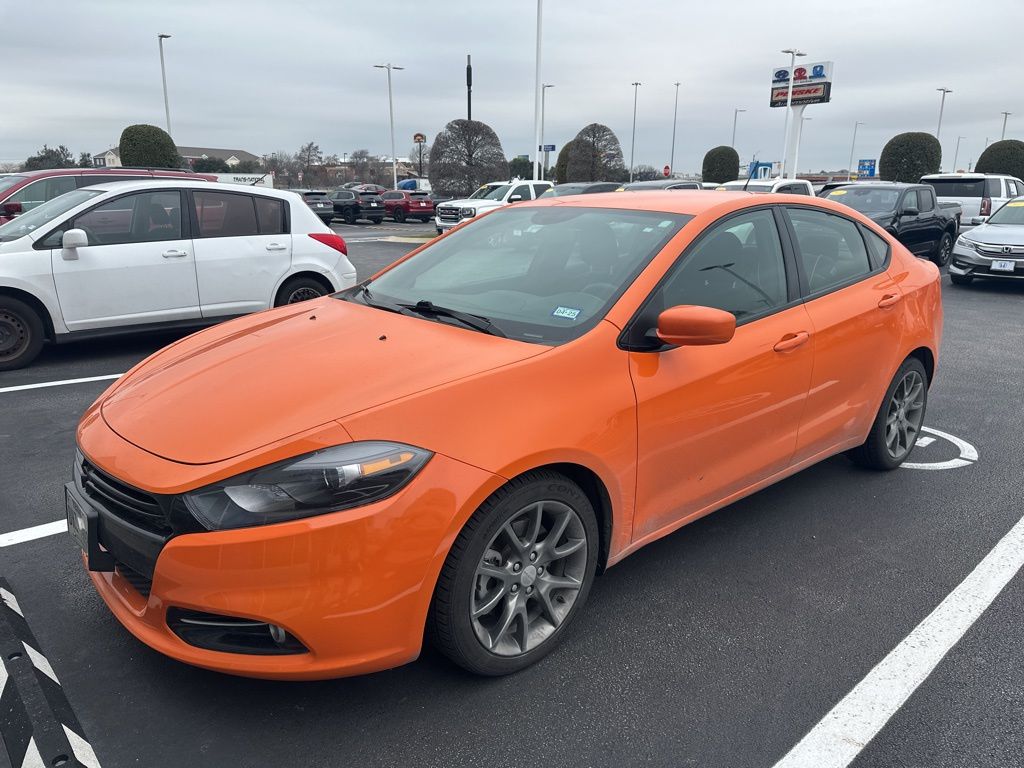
[885,369,926,460]
[470,500,588,656]
[938,234,953,265]
[287,287,323,304]
[0,309,27,360]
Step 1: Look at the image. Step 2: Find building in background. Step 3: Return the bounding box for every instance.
[92,145,260,168]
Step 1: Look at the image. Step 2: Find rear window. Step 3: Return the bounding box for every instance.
[411,191,431,198]
[924,179,987,197]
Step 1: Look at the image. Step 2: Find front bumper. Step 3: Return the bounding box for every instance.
[75,420,503,680]
[950,245,1024,280]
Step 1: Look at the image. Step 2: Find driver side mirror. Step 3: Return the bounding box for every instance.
[2,201,23,217]
[62,228,89,257]
[656,305,736,347]
[508,195,523,203]
[900,206,919,217]
[971,215,989,225]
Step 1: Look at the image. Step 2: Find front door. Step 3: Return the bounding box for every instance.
[50,189,200,331]
[629,208,814,542]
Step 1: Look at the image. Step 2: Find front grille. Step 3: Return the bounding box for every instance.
[80,458,171,535]
[977,244,1024,257]
[116,562,153,598]
[437,206,461,223]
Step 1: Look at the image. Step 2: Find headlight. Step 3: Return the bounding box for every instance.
[183,442,432,530]
[955,235,978,251]
[461,208,476,218]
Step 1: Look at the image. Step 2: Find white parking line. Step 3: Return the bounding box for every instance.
[0,374,122,395]
[0,520,67,547]
[773,511,1024,768]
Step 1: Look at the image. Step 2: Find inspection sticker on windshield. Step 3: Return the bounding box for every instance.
[552,306,582,320]
[829,190,847,196]
[1008,201,1024,207]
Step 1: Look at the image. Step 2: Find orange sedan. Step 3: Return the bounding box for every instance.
[68,191,942,679]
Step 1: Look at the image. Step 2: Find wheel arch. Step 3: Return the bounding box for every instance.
[273,271,336,306]
[0,286,57,341]
[907,346,935,385]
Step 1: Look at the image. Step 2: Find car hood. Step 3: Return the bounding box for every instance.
[963,224,1024,246]
[440,198,504,210]
[100,298,547,464]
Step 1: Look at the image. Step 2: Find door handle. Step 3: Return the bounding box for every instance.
[877,293,902,309]
[162,249,188,258]
[773,331,810,352]
[266,243,288,251]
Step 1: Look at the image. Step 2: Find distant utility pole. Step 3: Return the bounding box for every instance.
[157,34,172,135]
[1001,111,1011,140]
[467,55,473,122]
[629,81,641,182]
[669,81,680,176]
[374,63,404,189]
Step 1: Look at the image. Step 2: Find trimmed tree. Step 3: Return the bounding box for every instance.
[879,132,941,182]
[702,146,740,184]
[119,124,180,168]
[554,140,577,184]
[566,124,627,182]
[508,157,532,179]
[429,119,509,197]
[975,139,1024,179]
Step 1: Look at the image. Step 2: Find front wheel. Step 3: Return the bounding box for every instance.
[0,296,45,371]
[931,231,953,266]
[848,357,928,470]
[950,272,974,286]
[430,471,598,676]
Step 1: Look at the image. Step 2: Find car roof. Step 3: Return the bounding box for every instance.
[921,173,1006,179]
[832,182,914,189]
[521,190,823,217]
[9,168,203,180]
[77,178,295,199]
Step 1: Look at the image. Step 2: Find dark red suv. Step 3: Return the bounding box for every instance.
[381,190,435,222]
[0,168,216,224]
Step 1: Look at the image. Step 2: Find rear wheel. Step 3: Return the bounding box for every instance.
[932,231,953,266]
[274,276,328,307]
[0,296,45,371]
[848,357,928,470]
[343,208,356,225]
[431,471,598,676]
[950,272,974,286]
[392,207,406,223]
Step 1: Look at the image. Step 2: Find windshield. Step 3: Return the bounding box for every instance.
[342,206,691,344]
[0,175,27,195]
[827,187,900,213]
[0,189,103,242]
[986,199,1024,224]
[470,184,509,200]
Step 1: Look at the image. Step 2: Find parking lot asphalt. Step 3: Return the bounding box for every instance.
[1,240,1022,767]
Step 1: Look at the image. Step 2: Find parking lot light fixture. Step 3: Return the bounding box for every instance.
[157,34,172,136]
[670,82,680,176]
[953,136,966,172]
[847,121,864,181]
[1001,112,1011,141]
[630,82,641,182]
[374,63,404,189]
[935,87,952,139]
[731,108,746,148]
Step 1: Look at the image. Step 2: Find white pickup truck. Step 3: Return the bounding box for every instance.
[434,179,553,234]
[921,173,1024,228]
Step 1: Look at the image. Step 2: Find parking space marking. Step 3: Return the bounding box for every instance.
[0,521,67,548]
[902,426,979,470]
[0,374,122,395]
[772,510,1024,768]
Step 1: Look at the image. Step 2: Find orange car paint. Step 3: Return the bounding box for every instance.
[76,191,942,679]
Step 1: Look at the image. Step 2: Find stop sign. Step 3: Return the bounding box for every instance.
[663,165,671,177]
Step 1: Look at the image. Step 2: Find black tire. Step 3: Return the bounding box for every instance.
[319,216,334,226]
[343,208,357,225]
[418,217,431,223]
[0,295,45,371]
[950,272,974,286]
[848,357,928,471]
[392,207,406,223]
[430,470,599,676]
[931,231,953,267]
[274,276,328,307]
[370,218,383,225]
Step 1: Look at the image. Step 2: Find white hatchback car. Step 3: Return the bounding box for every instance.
[0,180,357,369]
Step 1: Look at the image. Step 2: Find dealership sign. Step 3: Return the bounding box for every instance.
[770,61,833,107]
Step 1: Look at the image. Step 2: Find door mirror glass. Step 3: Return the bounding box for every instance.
[656,305,736,347]
[62,228,89,249]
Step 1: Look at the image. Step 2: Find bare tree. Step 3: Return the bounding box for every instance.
[631,164,660,182]
[429,119,509,197]
[348,149,390,187]
[566,124,627,183]
[409,143,431,178]
[0,162,22,173]
[296,142,323,175]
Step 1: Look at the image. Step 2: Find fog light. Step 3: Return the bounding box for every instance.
[167,608,307,655]
[269,624,287,645]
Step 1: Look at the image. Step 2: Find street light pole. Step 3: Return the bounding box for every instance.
[731,108,746,148]
[157,34,172,136]
[669,81,680,176]
[847,121,864,181]
[374,63,404,189]
[532,0,544,180]
[935,87,952,138]
[780,48,806,179]
[629,82,641,182]
[540,83,554,180]
[1001,111,1011,140]
[953,136,966,172]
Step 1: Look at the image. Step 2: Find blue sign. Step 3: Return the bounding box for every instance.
[857,159,877,178]
[538,144,556,152]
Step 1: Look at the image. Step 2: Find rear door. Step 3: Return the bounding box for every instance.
[49,189,200,331]
[190,190,291,317]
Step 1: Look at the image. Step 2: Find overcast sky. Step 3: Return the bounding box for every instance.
[3,0,1023,174]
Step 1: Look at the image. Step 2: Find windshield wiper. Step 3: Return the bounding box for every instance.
[397,300,506,337]
[344,284,412,315]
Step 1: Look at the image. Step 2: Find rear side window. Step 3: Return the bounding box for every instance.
[254,196,286,235]
[861,227,891,270]
[987,178,1004,197]
[925,179,986,197]
[193,191,258,238]
[787,208,871,295]
[531,184,550,198]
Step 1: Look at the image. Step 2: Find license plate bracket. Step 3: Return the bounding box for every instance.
[65,484,115,572]
[991,259,1016,272]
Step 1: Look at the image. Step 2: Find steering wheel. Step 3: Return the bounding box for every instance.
[581,282,617,300]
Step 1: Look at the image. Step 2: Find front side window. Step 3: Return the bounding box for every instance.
[655,209,788,321]
[787,208,871,295]
[193,191,258,238]
[510,184,532,201]
[0,189,102,242]
[915,189,935,212]
[72,190,183,245]
[470,184,509,200]
[7,177,78,212]
[346,206,690,344]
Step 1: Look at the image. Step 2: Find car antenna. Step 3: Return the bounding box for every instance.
[742,153,758,192]
[250,171,270,186]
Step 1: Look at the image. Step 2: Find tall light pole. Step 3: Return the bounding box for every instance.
[847,121,864,180]
[780,48,806,178]
[374,63,404,189]
[157,34,172,136]
[1001,111,1011,140]
[629,81,641,182]
[532,0,544,180]
[935,87,952,138]
[952,136,966,172]
[540,83,554,180]
[731,108,746,148]
[669,81,680,176]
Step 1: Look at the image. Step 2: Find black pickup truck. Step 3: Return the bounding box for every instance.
[823,183,961,266]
